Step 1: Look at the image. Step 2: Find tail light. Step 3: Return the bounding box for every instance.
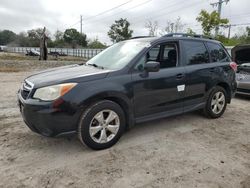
[230,62,237,72]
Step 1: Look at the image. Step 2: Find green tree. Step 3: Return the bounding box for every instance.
[88,38,107,49]
[27,28,51,47]
[186,28,196,35]
[16,32,30,47]
[54,30,64,41]
[108,18,133,43]
[52,30,65,47]
[0,30,17,45]
[63,28,87,48]
[196,10,229,36]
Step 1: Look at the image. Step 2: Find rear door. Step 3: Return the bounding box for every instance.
[180,40,212,111]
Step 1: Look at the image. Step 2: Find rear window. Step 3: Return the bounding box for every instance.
[182,41,209,65]
[207,42,230,63]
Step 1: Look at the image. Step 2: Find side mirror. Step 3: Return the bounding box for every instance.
[144,61,160,72]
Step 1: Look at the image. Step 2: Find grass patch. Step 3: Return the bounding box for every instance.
[0,67,20,72]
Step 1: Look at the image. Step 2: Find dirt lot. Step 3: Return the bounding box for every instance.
[0,60,250,188]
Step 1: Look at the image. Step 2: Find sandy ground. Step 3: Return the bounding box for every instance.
[0,61,250,188]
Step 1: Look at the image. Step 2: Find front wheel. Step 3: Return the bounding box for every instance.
[78,100,125,150]
[204,86,227,118]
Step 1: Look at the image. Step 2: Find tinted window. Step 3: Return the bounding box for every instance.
[207,42,230,63]
[163,44,176,60]
[161,44,177,68]
[183,41,209,65]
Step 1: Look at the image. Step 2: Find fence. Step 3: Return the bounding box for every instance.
[6,46,234,59]
[6,47,104,59]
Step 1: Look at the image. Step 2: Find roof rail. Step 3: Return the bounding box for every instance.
[130,36,153,39]
[163,33,213,40]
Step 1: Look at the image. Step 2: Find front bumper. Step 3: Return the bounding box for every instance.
[17,91,79,137]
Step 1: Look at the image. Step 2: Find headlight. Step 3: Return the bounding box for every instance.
[33,83,77,101]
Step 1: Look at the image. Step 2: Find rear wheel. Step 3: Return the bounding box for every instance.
[204,86,227,118]
[78,100,125,150]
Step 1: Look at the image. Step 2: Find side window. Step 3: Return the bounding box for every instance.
[161,44,177,68]
[147,45,160,61]
[134,43,177,71]
[182,41,209,65]
[207,42,230,63]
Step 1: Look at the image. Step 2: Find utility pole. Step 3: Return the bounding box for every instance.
[210,0,229,36]
[80,15,83,35]
[227,24,231,39]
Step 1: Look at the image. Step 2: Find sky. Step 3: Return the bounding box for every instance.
[0,0,250,44]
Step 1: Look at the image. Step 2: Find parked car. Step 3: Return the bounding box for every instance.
[0,45,6,52]
[236,63,250,96]
[231,44,250,96]
[25,49,40,56]
[18,33,237,150]
[49,51,67,57]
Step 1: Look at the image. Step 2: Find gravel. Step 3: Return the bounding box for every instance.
[0,61,249,188]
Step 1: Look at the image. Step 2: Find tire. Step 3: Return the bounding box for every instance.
[203,86,227,118]
[78,100,126,150]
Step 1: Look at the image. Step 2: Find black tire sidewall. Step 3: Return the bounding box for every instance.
[78,100,125,150]
[205,86,227,118]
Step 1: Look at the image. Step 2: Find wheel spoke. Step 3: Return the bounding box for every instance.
[94,111,104,123]
[216,105,220,113]
[105,111,117,124]
[212,104,217,112]
[99,129,107,143]
[89,126,102,136]
[218,95,225,102]
[217,102,224,111]
[211,99,216,105]
[215,92,220,99]
[107,124,119,134]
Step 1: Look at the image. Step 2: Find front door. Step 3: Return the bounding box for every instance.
[131,42,185,119]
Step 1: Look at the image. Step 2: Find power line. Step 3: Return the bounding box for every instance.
[64,0,134,31]
[82,0,133,21]
[130,0,206,25]
[68,20,80,28]
[82,0,153,26]
[83,0,184,28]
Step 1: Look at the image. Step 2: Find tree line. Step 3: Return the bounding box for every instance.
[143,10,250,46]
[0,28,107,49]
[0,9,250,48]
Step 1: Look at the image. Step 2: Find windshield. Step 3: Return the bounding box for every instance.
[86,41,150,70]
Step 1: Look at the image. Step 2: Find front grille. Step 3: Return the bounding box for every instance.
[20,80,33,100]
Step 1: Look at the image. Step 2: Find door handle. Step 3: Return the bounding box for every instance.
[176,73,184,80]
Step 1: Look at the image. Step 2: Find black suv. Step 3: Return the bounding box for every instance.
[18,33,237,150]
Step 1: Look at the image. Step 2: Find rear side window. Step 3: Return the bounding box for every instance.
[182,41,209,65]
[207,42,230,63]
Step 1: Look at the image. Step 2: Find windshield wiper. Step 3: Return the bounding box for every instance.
[87,63,105,69]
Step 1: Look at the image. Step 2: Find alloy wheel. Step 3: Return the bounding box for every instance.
[89,110,120,144]
[211,91,225,114]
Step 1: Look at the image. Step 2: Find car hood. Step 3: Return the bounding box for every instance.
[26,64,111,88]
